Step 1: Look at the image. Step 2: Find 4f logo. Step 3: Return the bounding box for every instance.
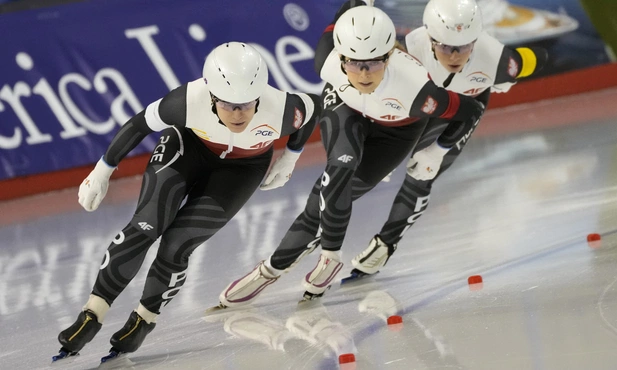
[338,154,353,163]
[250,140,273,149]
[463,88,484,96]
[138,222,153,231]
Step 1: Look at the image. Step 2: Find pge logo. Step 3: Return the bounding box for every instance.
[251,124,279,137]
[383,98,404,111]
[256,130,273,136]
[467,72,491,84]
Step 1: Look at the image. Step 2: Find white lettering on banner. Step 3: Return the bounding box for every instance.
[0,83,52,147]
[32,78,86,139]
[125,26,181,90]
[0,57,142,150]
[251,38,324,94]
[18,51,85,140]
[274,36,323,93]
[93,68,143,125]
[0,22,323,160]
[0,99,22,150]
[59,74,116,135]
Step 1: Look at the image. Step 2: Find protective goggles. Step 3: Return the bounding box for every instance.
[211,95,258,112]
[340,56,388,73]
[430,38,476,55]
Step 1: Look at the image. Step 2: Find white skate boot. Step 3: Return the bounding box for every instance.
[344,235,396,283]
[217,261,279,309]
[301,250,343,301]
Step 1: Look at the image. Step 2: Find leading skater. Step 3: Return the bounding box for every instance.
[213,0,485,308]
[53,42,321,362]
[347,0,548,280]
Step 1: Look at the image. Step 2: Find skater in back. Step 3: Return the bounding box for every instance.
[213,0,485,308]
[347,0,548,280]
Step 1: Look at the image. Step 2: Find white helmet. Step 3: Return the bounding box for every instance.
[202,42,268,103]
[333,6,396,60]
[423,0,483,46]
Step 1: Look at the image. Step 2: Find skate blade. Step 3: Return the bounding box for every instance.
[98,353,133,369]
[51,349,79,364]
[340,270,378,285]
[298,286,331,304]
[203,303,250,321]
[205,303,229,314]
[100,350,127,365]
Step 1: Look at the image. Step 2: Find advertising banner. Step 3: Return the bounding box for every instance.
[0,0,612,182]
[0,0,327,181]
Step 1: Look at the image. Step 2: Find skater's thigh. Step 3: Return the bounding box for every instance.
[132,127,205,238]
[320,104,370,171]
[355,121,427,186]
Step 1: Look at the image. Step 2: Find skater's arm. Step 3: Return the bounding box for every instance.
[494,46,548,84]
[103,84,188,167]
[260,93,321,191]
[435,89,489,148]
[409,81,484,122]
[281,93,321,151]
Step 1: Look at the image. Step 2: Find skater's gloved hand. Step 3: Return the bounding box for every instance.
[260,147,302,191]
[78,157,116,212]
[406,141,449,181]
[491,82,516,93]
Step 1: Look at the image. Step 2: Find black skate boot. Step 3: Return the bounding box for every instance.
[52,310,102,362]
[100,311,156,363]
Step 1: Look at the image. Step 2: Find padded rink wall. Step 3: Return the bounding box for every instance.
[0,0,616,201]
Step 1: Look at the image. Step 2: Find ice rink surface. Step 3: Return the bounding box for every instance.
[2,90,617,369]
